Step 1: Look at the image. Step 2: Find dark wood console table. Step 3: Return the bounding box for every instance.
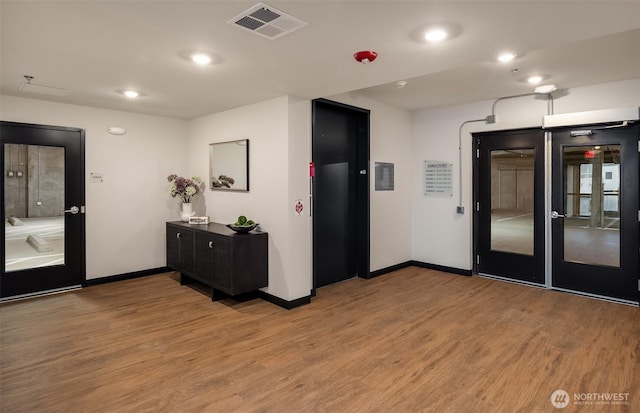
[166,221,268,300]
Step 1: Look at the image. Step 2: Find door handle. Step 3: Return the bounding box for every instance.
[64,206,80,214]
[550,211,565,219]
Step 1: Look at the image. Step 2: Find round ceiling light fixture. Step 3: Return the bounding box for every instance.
[527,75,543,84]
[191,53,212,65]
[498,52,517,63]
[123,90,139,98]
[534,84,557,94]
[354,50,378,64]
[424,28,447,43]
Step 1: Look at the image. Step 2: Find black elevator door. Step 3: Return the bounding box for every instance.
[312,99,369,288]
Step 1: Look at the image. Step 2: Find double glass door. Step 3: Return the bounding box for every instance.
[475,124,638,303]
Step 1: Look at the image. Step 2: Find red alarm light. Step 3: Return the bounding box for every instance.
[354,51,378,64]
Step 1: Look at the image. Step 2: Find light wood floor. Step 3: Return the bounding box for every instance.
[1,268,638,413]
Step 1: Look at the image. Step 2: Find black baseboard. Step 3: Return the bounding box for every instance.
[82,262,469,305]
[409,260,472,276]
[83,267,170,287]
[368,261,413,278]
[258,290,311,310]
[366,261,472,278]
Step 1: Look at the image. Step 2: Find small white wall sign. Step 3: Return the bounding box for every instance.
[90,172,104,183]
[294,199,304,216]
[424,160,453,197]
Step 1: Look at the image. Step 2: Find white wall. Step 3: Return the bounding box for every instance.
[4,77,635,292]
[411,78,640,270]
[187,92,410,302]
[187,96,312,301]
[0,95,188,279]
[325,93,413,271]
[286,96,313,299]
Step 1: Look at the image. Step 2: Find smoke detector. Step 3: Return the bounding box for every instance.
[229,3,308,40]
[354,51,378,64]
[106,126,127,136]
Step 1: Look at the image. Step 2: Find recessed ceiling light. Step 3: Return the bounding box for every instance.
[498,52,516,63]
[424,28,447,42]
[123,90,139,98]
[527,75,543,84]
[191,53,212,65]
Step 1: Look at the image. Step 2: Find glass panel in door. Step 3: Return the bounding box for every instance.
[4,144,66,272]
[490,149,535,255]
[562,145,620,268]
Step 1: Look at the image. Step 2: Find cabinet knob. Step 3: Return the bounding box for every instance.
[208,241,214,249]
[176,232,180,239]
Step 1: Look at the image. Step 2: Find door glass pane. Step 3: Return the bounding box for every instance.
[4,144,65,272]
[563,145,620,267]
[490,148,534,255]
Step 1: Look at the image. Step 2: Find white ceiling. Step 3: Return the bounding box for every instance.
[1,1,639,120]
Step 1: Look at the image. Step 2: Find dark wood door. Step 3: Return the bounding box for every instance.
[312,99,370,289]
[1,121,85,298]
[166,223,194,277]
[474,128,545,284]
[178,230,194,275]
[551,124,639,303]
[206,234,231,292]
[166,224,181,270]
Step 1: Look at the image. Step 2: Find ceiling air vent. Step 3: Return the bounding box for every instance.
[228,3,307,40]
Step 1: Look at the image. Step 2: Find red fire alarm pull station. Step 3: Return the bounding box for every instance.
[309,162,315,177]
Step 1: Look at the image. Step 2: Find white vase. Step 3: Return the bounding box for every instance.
[181,202,195,222]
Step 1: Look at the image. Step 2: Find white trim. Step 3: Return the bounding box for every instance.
[544,131,553,289]
[478,273,546,289]
[543,107,639,128]
[0,285,81,303]
[479,273,638,306]
[550,287,638,307]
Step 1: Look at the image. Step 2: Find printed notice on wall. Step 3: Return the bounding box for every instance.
[90,172,104,183]
[424,161,453,197]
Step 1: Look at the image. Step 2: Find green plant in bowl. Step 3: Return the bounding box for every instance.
[228,215,258,233]
[234,215,256,227]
